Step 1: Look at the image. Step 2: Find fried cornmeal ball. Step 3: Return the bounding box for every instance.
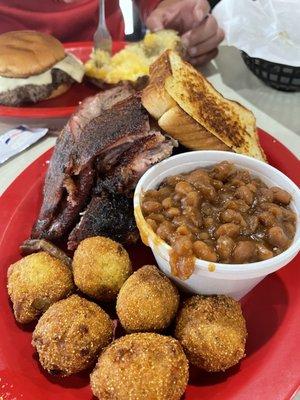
[32,294,113,376]
[73,236,132,301]
[90,333,189,400]
[116,265,179,332]
[7,252,74,324]
[174,295,247,372]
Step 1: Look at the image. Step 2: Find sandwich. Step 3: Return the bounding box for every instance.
[142,50,266,161]
[85,30,182,89]
[0,30,84,107]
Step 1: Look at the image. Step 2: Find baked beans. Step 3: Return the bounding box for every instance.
[141,161,297,279]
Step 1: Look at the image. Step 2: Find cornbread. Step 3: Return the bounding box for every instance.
[175,295,247,372]
[32,295,113,376]
[73,236,132,301]
[7,252,74,324]
[116,265,179,332]
[90,333,189,400]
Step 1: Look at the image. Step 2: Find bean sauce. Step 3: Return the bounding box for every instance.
[141,161,297,279]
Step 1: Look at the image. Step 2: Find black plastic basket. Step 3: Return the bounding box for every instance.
[241,51,300,92]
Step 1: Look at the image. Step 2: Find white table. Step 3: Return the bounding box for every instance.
[0,44,299,398]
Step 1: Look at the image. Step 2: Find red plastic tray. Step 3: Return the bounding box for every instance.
[0,130,299,400]
[0,42,124,119]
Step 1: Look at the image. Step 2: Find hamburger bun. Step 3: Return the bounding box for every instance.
[0,30,65,78]
[0,31,84,106]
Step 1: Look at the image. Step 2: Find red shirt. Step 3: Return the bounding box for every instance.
[0,0,161,42]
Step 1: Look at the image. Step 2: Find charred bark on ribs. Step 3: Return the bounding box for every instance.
[31,86,174,249]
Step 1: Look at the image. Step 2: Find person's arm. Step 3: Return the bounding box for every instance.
[137,0,224,66]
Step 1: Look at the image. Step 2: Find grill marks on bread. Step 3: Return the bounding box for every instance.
[142,50,266,161]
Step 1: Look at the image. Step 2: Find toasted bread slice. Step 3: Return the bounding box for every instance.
[159,105,230,151]
[141,51,176,120]
[164,51,266,161]
[142,50,266,161]
[142,51,227,150]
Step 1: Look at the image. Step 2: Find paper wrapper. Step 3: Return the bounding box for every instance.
[213,0,300,67]
[0,125,48,164]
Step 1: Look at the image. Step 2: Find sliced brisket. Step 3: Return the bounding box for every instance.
[67,191,138,250]
[31,86,175,249]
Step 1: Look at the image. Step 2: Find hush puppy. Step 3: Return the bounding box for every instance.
[175,295,247,372]
[32,294,113,376]
[90,333,189,400]
[7,252,74,324]
[116,265,179,332]
[73,236,132,301]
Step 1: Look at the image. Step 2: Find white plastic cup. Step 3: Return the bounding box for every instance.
[134,151,300,300]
